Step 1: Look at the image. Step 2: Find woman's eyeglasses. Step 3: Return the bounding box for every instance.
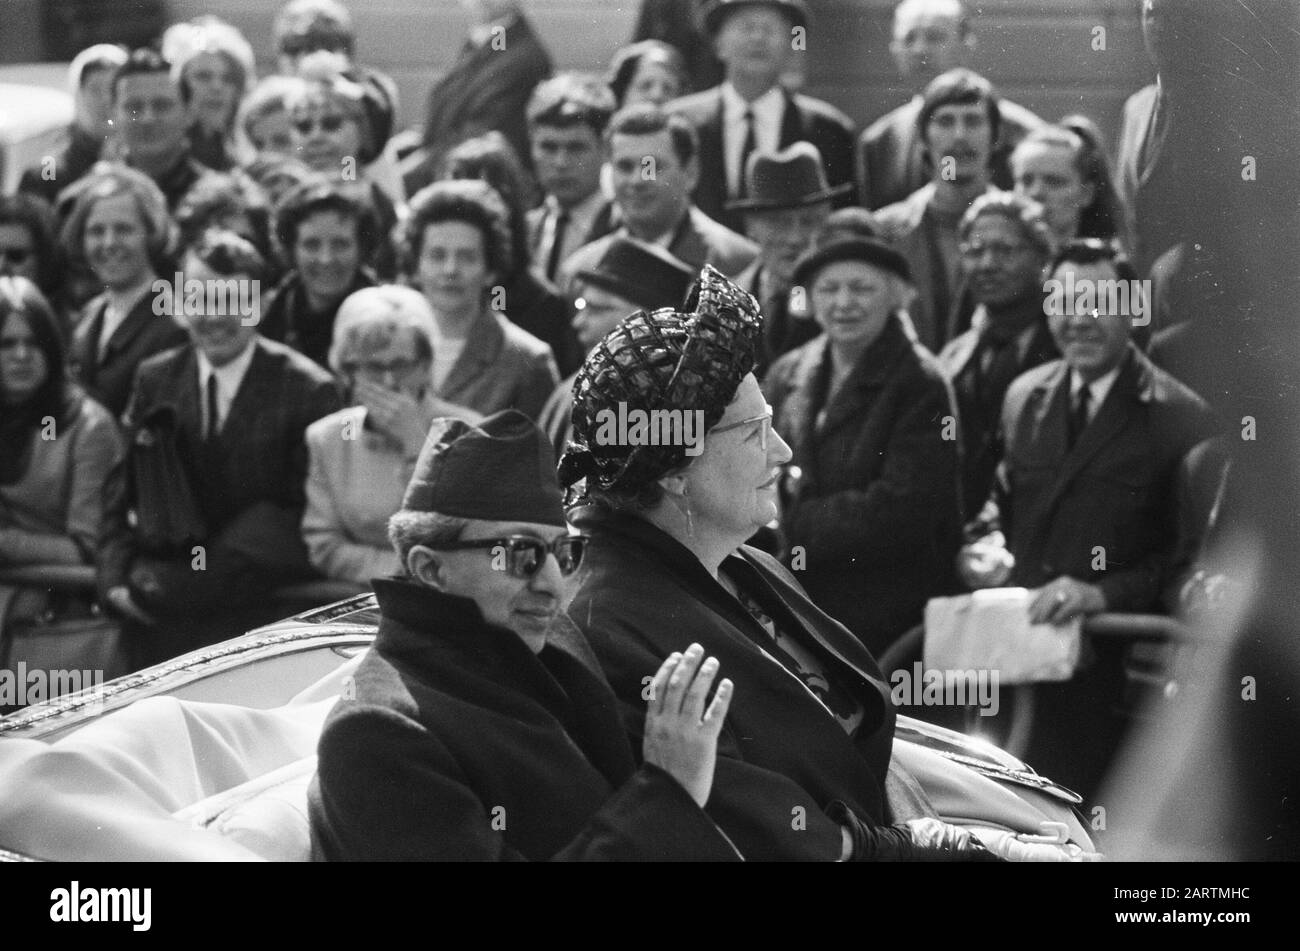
[346,357,424,378]
[710,408,774,451]
[294,114,347,135]
[0,248,33,265]
[428,535,589,579]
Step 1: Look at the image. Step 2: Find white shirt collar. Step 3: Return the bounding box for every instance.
[722,83,785,194]
[197,339,258,429]
[98,276,156,351]
[1071,364,1121,419]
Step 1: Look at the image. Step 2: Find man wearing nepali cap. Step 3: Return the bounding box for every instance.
[308,409,741,861]
[538,238,695,458]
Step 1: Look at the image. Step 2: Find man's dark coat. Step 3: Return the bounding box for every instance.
[980,345,1216,797]
[566,506,896,861]
[416,13,553,186]
[766,317,963,654]
[669,85,856,234]
[309,578,739,861]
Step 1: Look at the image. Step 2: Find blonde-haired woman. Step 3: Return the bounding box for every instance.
[302,286,480,585]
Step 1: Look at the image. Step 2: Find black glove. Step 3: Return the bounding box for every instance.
[827,802,1002,862]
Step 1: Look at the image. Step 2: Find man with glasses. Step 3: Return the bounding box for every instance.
[309,408,742,860]
[938,191,1059,519]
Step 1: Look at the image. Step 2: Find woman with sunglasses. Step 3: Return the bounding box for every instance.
[310,408,741,861]
[559,265,994,861]
[303,285,481,587]
[765,239,963,656]
[285,67,401,277]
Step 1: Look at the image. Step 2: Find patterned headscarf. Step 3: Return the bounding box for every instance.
[558,264,763,493]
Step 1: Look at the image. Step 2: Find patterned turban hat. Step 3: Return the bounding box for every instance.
[558,264,763,494]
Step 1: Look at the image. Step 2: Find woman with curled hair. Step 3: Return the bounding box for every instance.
[1011,120,1127,250]
[261,178,380,369]
[559,265,994,861]
[285,64,402,274]
[162,16,257,170]
[61,165,186,417]
[441,133,580,375]
[303,285,481,586]
[0,277,125,663]
[607,40,688,108]
[401,179,558,420]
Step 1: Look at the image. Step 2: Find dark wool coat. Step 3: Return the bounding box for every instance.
[566,506,896,861]
[766,317,963,654]
[309,578,740,861]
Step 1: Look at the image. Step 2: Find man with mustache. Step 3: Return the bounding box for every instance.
[858,0,1043,211]
[873,68,1001,355]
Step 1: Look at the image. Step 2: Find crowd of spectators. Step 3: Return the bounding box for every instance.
[0,0,1260,807]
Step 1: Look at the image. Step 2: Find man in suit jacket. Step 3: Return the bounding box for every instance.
[524,74,619,284]
[873,68,1002,354]
[558,105,757,291]
[938,192,1059,521]
[858,0,1043,211]
[669,0,855,236]
[407,0,553,194]
[309,409,740,860]
[966,240,1216,800]
[99,233,342,663]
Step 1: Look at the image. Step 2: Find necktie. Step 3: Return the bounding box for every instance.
[1067,385,1090,450]
[205,373,221,441]
[545,209,569,282]
[737,109,756,197]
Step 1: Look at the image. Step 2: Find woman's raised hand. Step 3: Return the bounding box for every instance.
[642,644,733,808]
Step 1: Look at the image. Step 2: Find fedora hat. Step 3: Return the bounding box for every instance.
[726,142,853,212]
[701,0,809,36]
[574,239,695,312]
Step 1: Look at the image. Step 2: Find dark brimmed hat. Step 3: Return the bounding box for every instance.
[727,142,852,212]
[403,410,565,527]
[702,0,809,35]
[791,238,913,290]
[574,239,695,312]
[559,265,763,493]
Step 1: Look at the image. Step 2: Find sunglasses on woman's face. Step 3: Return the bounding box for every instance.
[429,534,589,579]
[294,114,347,135]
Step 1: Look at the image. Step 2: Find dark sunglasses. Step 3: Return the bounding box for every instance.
[294,114,346,135]
[429,534,589,579]
[0,248,33,265]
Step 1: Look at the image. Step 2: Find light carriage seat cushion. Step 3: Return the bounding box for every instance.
[0,694,338,861]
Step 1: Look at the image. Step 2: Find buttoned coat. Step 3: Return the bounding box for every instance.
[766,317,963,653]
